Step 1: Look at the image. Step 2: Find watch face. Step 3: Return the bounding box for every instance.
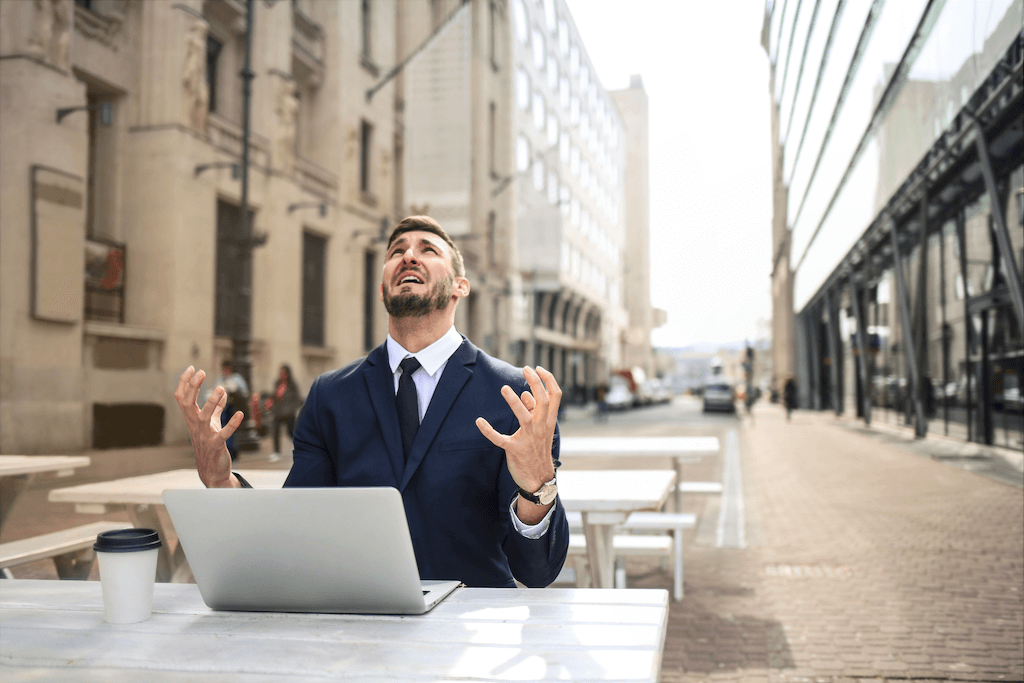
[538,483,558,506]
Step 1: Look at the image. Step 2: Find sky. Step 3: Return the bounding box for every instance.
[562,0,775,349]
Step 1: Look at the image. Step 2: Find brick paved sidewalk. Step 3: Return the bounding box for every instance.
[645,404,1024,683]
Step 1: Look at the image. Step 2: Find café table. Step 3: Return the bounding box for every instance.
[49,467,675,591]
[0,455,91,537]
[559,436,719,511]
[556,469,677,590]
[48,468,288,582]
[0,579,670,682]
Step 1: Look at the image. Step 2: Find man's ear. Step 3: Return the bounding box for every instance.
[453,276,470,299]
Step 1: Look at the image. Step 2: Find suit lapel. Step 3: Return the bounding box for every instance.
[400,339,477,489]
[363,343,405,485]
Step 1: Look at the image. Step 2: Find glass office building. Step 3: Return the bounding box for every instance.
[764,0,1023,450]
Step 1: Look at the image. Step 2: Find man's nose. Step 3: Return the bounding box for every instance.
[401,248,418,263]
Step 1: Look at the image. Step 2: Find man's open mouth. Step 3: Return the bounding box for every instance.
[398,273,424,285]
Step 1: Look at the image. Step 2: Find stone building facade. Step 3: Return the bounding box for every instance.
[0,0,652,453]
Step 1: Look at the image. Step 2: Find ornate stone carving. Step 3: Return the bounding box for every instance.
[74,1,128,50]
[182,18,209,131]
[275,79,299,175]
[28,0,74,70]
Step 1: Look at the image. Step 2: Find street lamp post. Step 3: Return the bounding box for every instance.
[230,0,262,452]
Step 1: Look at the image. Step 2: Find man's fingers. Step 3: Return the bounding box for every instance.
[500,385,533,425]
[218,409,245,441]
[210,388,227,425]
[535,366,562,426]
[199,386,224,424]
[521,391,537,412]
[523,367,551,416]
[174,366,195,406]
[475,417,510,449]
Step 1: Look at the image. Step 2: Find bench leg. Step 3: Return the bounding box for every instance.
[1,568,13,579]
[614,558,626,589]
[53,548,96,580]
[673,529,683,601]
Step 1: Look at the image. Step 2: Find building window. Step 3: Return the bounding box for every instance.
[215,200,246,338]
[514,0,528,43]
[516,69,530,109]
[361,0,372,61]
[206,35,223,114]
[359,119,373,195]
[489,101,497,177]
[302,232,327,347]
[516,135,531,172]
[364,250,376,352]
[489,0,501,70]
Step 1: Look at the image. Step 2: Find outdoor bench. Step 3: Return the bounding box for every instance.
[0,521,132,580]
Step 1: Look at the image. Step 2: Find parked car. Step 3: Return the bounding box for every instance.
[702,383,736,413]
[606,376,634,411]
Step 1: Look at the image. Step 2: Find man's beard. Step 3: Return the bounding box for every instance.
[383,274,453,318]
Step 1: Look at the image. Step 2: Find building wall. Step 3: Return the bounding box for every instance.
[611,76,655,378]
[0,0,405,452]
[764,0,1023,448]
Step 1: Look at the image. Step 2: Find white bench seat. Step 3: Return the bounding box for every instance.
[562,510,697,601]
[0,521,132,580]
[678,481,723,494]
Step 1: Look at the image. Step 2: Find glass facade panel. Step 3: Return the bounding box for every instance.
[770,0,787,63]
[778,0,816,139]
[774,0,798,102]
[783,0,840,177]
[790,0,930,253]
[874,0,1022,213]
[786,0,874,206]
[793,136,879,308]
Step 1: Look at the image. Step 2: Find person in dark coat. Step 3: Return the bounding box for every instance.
[267,364,303,459]
[783,377,797,421]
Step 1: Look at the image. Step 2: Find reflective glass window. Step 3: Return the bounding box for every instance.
[514,0,529,43]
[516,69,530,109]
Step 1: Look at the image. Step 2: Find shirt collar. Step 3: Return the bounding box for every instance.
[386,326,463,377]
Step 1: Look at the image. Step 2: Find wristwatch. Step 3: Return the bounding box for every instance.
[518,476,558,506]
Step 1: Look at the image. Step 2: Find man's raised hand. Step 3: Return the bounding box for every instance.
[173,366,242,488]
[475,366,561,507]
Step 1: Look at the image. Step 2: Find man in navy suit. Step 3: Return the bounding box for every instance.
[175,216,569,588]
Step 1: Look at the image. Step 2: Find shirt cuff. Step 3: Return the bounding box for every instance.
[509,496,554,539]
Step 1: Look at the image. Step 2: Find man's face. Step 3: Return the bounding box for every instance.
[381,231,462,318]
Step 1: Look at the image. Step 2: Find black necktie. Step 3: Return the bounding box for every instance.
[396,357,421,461]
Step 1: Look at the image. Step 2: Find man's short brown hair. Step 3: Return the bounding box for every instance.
[386,216,466,277]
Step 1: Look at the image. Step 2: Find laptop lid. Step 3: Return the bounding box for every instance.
[162,487,461,615]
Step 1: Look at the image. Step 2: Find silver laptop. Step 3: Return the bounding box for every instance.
[163,487,461,615]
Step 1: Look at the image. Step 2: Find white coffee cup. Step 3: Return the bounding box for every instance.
[94,528,162,624]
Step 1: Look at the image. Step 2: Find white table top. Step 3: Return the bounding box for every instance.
[556,470,676,514]
[48,469,289,506]
[0,455,91,477]
[559,436,719,457]
[0,580,669,682]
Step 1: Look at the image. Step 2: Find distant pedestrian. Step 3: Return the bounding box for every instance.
[595,384,608,423]
[783,377,797,422]
[219,361,248,460]
[265,364,303,461]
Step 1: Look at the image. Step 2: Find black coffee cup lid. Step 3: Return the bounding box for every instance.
[94,528,162,553]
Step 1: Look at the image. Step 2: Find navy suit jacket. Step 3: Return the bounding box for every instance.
[284,338,569,588]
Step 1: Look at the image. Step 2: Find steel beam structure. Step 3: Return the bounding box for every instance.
[849,280,871,424]
[968,113,1024,337]
[825,289,842,415]
[889,218,927,437]
[954,210,975,442]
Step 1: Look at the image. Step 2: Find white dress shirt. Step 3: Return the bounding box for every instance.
[386,327,554,537]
